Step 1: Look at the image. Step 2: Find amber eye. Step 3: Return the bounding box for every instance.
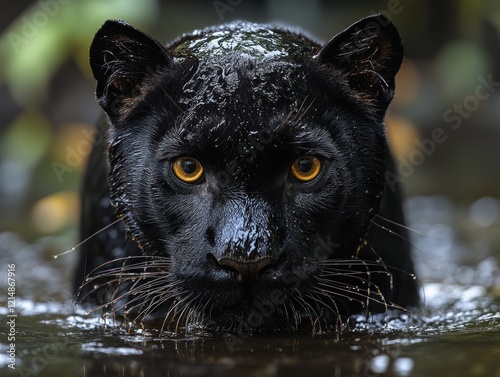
[172,157,204,183]
[290,156,322,182]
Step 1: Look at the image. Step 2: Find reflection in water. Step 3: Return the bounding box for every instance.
[0,196,500,376]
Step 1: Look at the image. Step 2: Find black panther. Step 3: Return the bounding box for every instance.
[75,15,419,333]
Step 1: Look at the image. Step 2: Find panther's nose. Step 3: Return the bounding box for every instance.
[217,257,278,286]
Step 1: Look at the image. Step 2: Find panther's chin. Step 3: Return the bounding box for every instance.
[205,308,294,333]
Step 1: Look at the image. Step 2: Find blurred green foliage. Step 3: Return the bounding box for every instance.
[1,0,158,107]
[0,0,159,243]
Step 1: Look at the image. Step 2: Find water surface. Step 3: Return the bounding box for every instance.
[1,196,500,377]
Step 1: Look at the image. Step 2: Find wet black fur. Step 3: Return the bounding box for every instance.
[75,15,419,333]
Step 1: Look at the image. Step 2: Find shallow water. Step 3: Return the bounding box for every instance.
[1,196,500,377]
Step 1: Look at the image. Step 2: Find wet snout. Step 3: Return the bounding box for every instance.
[206,196,284,286]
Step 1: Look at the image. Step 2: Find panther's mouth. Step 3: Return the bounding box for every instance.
[207,252,286,288]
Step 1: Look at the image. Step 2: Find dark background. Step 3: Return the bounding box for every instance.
[1,0,499,249]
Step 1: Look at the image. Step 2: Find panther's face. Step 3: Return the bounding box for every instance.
[82,16,403,332]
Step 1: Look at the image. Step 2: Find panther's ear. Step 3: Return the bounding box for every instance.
[315,15,403,113]
[89,20,171,117]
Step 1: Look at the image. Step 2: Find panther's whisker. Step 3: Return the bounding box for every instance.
[294,95,317,125]
[289,288,320,329]
[290,95,309,123]
[53,217,124,259]
[315,279,386,307]
[373,214,427,236]
[174,292,203,334]
[304,291,340,331]
[117,281,177,317]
